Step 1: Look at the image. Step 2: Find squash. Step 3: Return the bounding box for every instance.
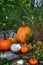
[10,43,21,52]
[16,26,32,42]
[36,40,42,45]
[0,39,12,50]
[0,39,4,43]
[0,39,4,50]
[8,37,17,43]
[20,43,28,53]
[28,58,38,65]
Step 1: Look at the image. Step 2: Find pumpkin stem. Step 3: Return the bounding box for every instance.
[32,55,36,59]
[21,43,27,46]
[22,21,25,26]
[3,31,7,39]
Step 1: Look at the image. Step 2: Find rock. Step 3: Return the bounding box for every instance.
[5,30,16,38]
[16,59,24,65]
[0,32,4,39]
[0,51,19,61]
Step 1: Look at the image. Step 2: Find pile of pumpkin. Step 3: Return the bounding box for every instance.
[0,26,42,65]
[0,26,32,52]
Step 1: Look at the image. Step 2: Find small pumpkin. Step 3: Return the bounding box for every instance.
[16,26,32,42]
[8,37,17,43]
[36,40,42,45]
[20,43,28,53]
[28,58,38,65]
[0,39,12,50]
[10,43,21,52]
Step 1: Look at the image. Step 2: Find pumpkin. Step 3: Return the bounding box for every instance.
[8,37,17,43]
[0,39,12,50]
[10,43,21,52]
[16,26,32,42]
[20,43,28,53]
[36,40,42,45]
[0,39,4,50]
[28,58,38,65]
[0,39,4,42]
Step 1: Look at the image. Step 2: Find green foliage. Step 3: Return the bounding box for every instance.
[0,0,43,61]
[0,58,10,65]
[0,0,43,41]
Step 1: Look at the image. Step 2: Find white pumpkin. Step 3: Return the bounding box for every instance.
[10,43,21,52]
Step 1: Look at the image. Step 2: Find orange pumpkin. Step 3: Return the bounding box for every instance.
[0,39,4,42]
[36,40,42,45]
[16,26,32,42]
[28,58,38,65]
[0,39,4,50]
[20,43,28,53]
[0,39,12,50]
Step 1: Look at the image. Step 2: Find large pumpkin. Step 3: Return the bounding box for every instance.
[0,39,4,43]
[16,26,32,42]
[0,39,4,50]
[0,39,12,50]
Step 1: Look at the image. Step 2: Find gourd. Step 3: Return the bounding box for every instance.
[20,43,28,53]
[16,26,32,42]
[28,58,38,65]
[36,40,42,45]
[0,39,12,50]
[8,37,17,43]
[0,31,12,50]
[10,43,21,52]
